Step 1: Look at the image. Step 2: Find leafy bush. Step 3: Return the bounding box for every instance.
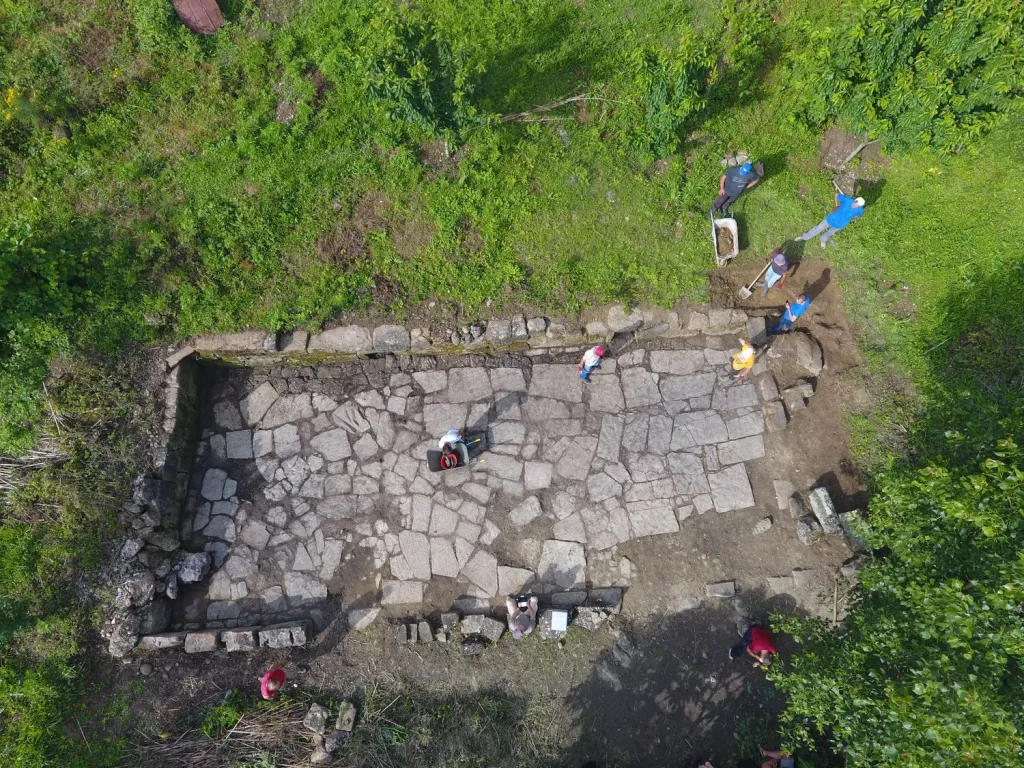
[773,437,1024,765]
[788,0,1024,152]
[612,27,715,159]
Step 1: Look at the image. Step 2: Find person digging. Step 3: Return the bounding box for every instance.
[438,427,464,469]
[729,623,776,668]
[710,161,763,218]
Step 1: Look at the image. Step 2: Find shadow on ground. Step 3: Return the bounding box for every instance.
[563,590,804,767]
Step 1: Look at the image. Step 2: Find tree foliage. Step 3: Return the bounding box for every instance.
[773,437,1024,766]
[788,0,1024,152]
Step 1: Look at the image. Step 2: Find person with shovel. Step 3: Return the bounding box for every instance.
[710,161,762,217]
[757,249,790,297]
[795,192,865,248]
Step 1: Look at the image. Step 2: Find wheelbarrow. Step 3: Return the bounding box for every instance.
[711,215,739,267]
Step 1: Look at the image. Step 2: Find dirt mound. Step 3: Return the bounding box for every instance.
[715,226,734,256]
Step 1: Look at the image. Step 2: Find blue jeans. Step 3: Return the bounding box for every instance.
[580,363,599,380]
[772,316,793,333]
[797,218,841,246]
[730,627,753,659]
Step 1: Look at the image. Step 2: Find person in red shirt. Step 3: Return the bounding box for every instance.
[729,624,776,667]
[260,664,286,699]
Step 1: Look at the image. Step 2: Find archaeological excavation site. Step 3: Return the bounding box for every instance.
[108,301,863,665]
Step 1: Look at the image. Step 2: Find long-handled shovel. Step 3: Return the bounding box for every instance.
[738,262,770,299]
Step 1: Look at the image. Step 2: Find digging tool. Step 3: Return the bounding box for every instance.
[738,262,771,299]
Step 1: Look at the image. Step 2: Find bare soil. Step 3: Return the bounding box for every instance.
[715,225,735,256]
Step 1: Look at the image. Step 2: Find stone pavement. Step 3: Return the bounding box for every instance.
[182,340,780,629]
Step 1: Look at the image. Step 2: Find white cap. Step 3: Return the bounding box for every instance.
[854,197,866,206]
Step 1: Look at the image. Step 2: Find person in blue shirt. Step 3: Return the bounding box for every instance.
[795,193,865,248]
[771,293,811,334]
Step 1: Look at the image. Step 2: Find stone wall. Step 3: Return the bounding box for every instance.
[103,355,214,657]
[188,303,762,366]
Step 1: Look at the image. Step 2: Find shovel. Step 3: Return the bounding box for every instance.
[738,262,771,299]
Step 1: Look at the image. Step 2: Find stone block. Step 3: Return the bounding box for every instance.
[550,591,587,608]
[705,580,736,598]
[381,580,424,605]
[752,517,773,535]
[373,325,411,354]
[417,620,432,644]
[460,614,505,643]
[839,510,869,552]
[165,346,195,369]
[136,631,188,650]
[717,435,765,465]
[808,487,843,534]
[348,607,380,631]
[498,566,535,596]
[586,587,623,613]
[707,464,755,512]
[606,304,643,333]
[756,374,780,402]
[537,540,586,589]
[773,480,795,512]
[394,624,409,644]
[259,627,293,649]
[452,597,489,615]
[308,325,373,354]
[193,330,275,352]
[183,631,219,653]
[304,703,330,735]
[796,515,822,545]
[279,330,309,352]
[782,387,808,415]
[222,628,258,652]
[765,401,788,432]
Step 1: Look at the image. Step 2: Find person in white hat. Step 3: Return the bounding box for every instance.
[795,192,865,248]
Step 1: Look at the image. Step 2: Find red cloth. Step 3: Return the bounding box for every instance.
[261,668,286,699]
[748,627,776,654]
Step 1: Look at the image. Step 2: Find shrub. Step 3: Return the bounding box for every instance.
[787,0,1024,152]
[773,437,1024,765]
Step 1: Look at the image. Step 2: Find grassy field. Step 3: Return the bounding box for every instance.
[1,0,1023,764]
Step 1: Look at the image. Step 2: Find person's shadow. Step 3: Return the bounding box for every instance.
[804,267,832,300]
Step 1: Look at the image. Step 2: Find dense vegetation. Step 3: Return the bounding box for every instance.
[0,0,1022,764]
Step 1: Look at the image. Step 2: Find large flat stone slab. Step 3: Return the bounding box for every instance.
[537,540,586,589]
[399,531,432,581]
[621,368,661,409]
[650,350,705,375]
[381,580,424,605]
[308,325,373,353]
[529,364,583,403]
[462,550,498,596]
[707,464,755,512]
[717,435,765,465]
[556,436,598,481]
[448,368,494,403]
